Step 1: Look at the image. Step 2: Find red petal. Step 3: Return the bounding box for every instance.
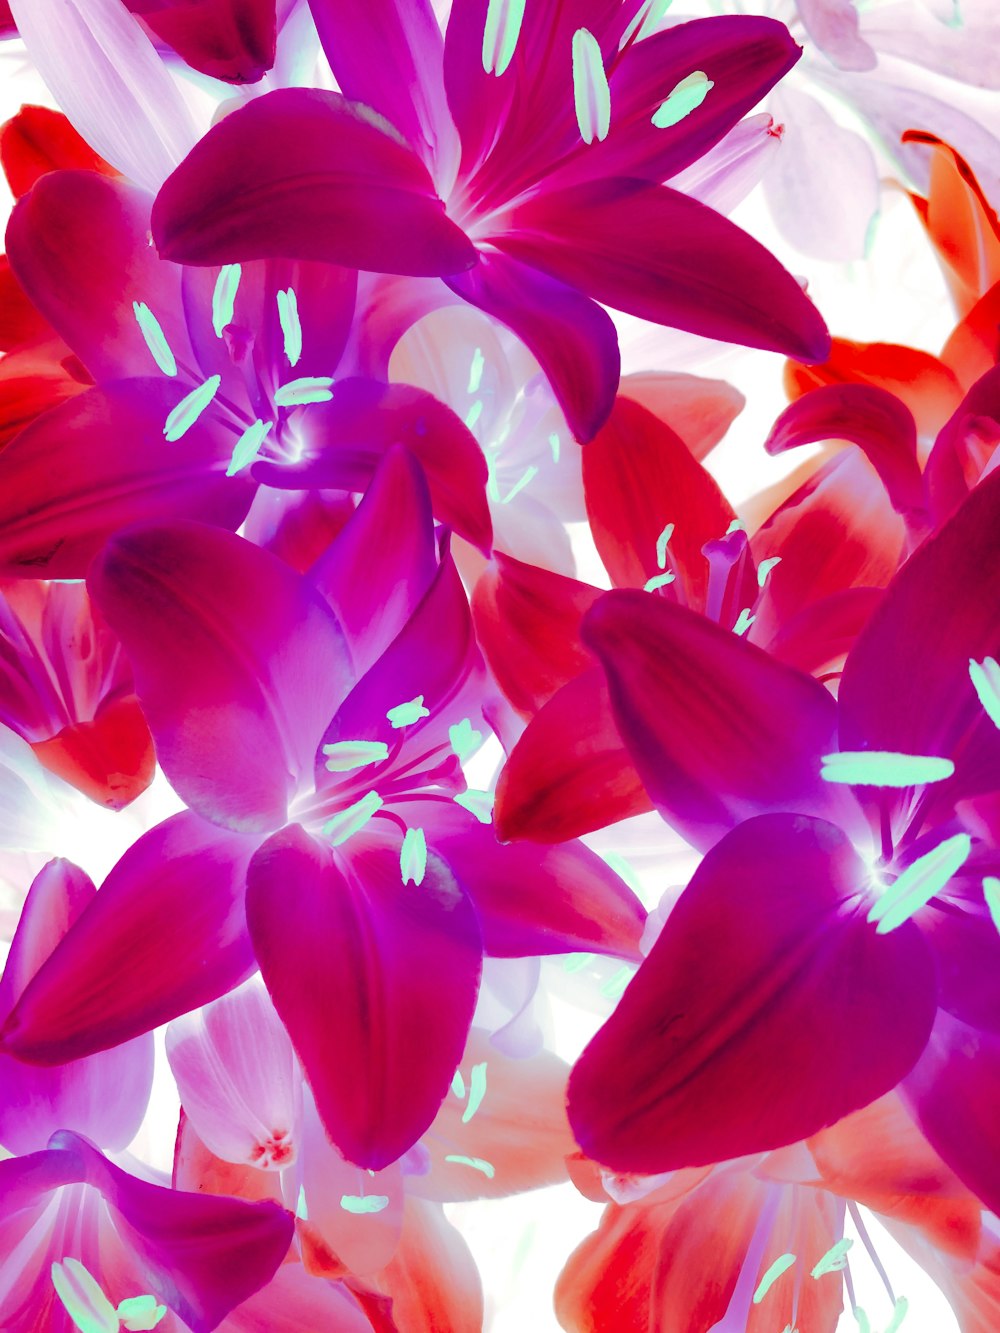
[0,104,117,197]
[31,694,155,811]
[620,370,744,461]
[135,0,276,84]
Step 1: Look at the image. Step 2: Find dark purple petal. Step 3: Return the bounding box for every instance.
[582,589,850,851]
[0,812,258,1063]
[496,180,831,362]
[152,88,477,276]
[569,814,937,1172]
[247,825,482,1168]
[0,379,254,577]
[444,249,619,442]
[89,521,352,833]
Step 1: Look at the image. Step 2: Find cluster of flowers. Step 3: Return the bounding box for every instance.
[0,0,999,1329]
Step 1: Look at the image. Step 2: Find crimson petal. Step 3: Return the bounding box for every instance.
[0,104,117,197]
[247,825,482,1168]
[568,813,937,1172]
[134,0,276,84]
[152,88,477,276]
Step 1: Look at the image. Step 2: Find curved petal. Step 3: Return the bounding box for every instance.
[444,249,620,443]
[941,279,1000,392]
[89,521,352,833]
[582,589,848,851]
[0,379,255,578]
[376,1198,483,1333]
[152,88,477,276]
[924,362,1000,526]
[497,180,831,363]
[31,695,156,812]
[137,0,276,84]
[494,667,653,844]
[619,371,744,461]
[0,104,118,198]
[796,0,877,70]
[568,814,937,1172]
[0,811,258,1063]
[0,257,54,350]
[246,826,482,1169]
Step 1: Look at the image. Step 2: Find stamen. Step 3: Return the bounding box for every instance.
[449,717,483,762]
[727,518,746,533]
[752,1252,796,1305]
[563,951,596,973]
[656,522,675,569]
[811,1238,853,1278]
[451,1069,466,1098]
[572,28,612,144]
[969,656,1000,729]
[132,301,177,376]
[117,1295,168,1331]
[465,399,484,429]
[386,695,430,728]
[445,1154,495,1178]
[462,1061,488,1123]
[163,375,221,441]
[757,555,782,587]
[549,431,561,462]
[984,876,1000,932]
[296,1185,309,1219]
[273,376,334,407]
[482,0,526,76]
[884,1297,909,1332]
[276,287,302,367]
[600,965,635,1000]
[400,826,427,886]
[620,0,673,48]
[644,572,676,592]
[652,71,715,129]
[212,263,242,337]
[733,608,756,636]
[322,791,383,846]
[51,1258,119,1333]
[468,347,485,394]
[502,465,538,504]
[820,752,955,787]
[867,833,971,933]
[454,789,494,823]
[226,418,273,476]
[340,1194,389,1214]
[323,740,390,771]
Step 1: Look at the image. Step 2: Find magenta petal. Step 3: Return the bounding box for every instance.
[582,590,847,851]
[89,521,352,832]
[6,171,196,380]
[152,88,476,276]
[310,446,438,674]
[0,380,254,578]
[0,812,257,1063]
[0,859,153,1152]
[765,383,926,519]
[497,181,831,363]
[444,250,619,442]
[253,377,492,552]
[246,825,482,1168]
[568,814,937,1173]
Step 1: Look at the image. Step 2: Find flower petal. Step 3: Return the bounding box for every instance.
[137,0,276,84]
[619,370,744,461]
[152,88,476,276]
[376,1198,484,1333]
[796,0,877,70]
[568,813,937,1172]
[246,825,482,1168]
[0,104,118,197]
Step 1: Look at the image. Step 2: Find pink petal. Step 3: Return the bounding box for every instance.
[376,1198,484,1332]
[619,371,744,462]
[568,814,937,1172]
[796,0,877,70]
[246,825,482,1168]
[152,88,477,276]
[89,521,352,833]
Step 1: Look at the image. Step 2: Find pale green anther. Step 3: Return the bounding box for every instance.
[454,789,494,823]
[652,70,715,129]
[212,263,242,337]
[164,374,221,441]
[502,465,538,504]
[468,347,485,394]
[226,418,273,477]
[482,0,526,76]
[132,301,177,377]
[644,572,676,593]
[572,28,612,145]
[600,965,635,1000]
[868,833,972,934]
[969,656,1000,729]
[445,1154,495,1178]
[340,1194,390,1214]
[853,1309,872,1333]
[757,555,782,587]
[820,751,955,788]
[885,1297,909,1333]
[462,1061,488,1123]
[984,877,1000,933]
[733,608,756,636]
[485,452,501,503]
[620,0,673,47]
[386,695,430,728]
[465,399,484,430]
[549,431,561,463]
[323,740,390,772]
[296,1185,309,1219]
[400,826,427,887]
[563,951,596,973]
[276,287,303,367]
[656,522,675,569]
[449,717,483,762]
[51,1259,118,1333]
[451,1069,466,1098]
[117,1295,168,1331]
[274,376,334,407]
[751,1252,796,1305]
[322,791,383,846]
[726,518,746,534]
[601,851,643,897]
[811,1237,853,1279]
